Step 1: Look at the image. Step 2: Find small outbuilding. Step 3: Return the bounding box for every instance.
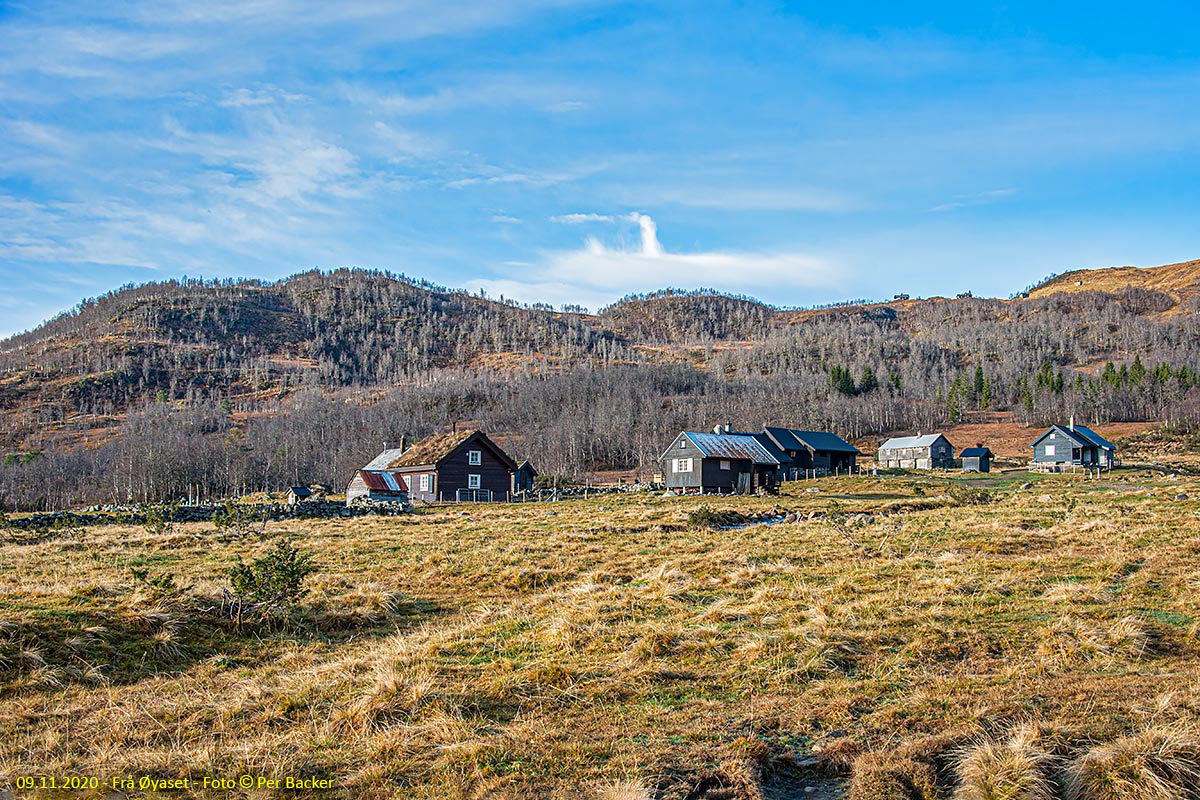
[960,447,993,473]
[512,461,538,495]
[877,433,955,470]
[287,486,315,505]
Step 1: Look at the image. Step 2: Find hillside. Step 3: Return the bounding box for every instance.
[1027,258,1200,303]
[3,261,1200,509]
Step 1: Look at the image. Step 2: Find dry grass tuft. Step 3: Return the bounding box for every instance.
[1065,728,1200,800]
[1038,615,1158,664]
[849,751,938,800]
[595,780,652,800]
[954,725,1061,800]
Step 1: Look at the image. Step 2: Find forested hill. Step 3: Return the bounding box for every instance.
[3,261,1200,509]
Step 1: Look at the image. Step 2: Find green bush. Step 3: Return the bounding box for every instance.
[228,541,317,620]
[212,500,267,538]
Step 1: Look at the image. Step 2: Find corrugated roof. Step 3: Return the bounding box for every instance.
[363,448,407,470]
[683,432,780,465]
[358,470,409,493]
[765,427,860,454]
[960,447,992,457]
[880,433,950,450]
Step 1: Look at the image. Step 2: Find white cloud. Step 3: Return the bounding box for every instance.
[473,214,844,309]
[550,212,615,224]
[931,188,1018,212]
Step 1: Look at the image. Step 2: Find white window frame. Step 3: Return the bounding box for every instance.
[468,474,481,489]
[674,457,693,473]
[719,460,731,470]
[1044,444,1056,456]
[679,440,687,448]
[468,450,482,465]
[419,474,430,492]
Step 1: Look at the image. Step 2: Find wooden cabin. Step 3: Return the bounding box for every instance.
[960,447,993,473]
[660,429,780,494]
[877,433,955,470]
[286,486,315,505]
[1029,421,1116,471]
[381,429,519,503]
[762,427,860,478]
[512,461,538,495]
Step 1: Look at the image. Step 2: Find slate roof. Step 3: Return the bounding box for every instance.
[681,432,781,465]
[516,460,538,476]
[363,448,408,470]
[960,447,992,458]
[764,427,860,454]
[288,486,313,498]
[879,433,951,450]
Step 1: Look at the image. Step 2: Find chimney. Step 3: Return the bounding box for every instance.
[399,435,406,453]
[1069,414,1075,431]
[725,422,733,434]
[452,421,458,434]
[714,424,724,435]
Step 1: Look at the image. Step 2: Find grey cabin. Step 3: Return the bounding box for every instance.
[346,447,411,506]
[661,429,780,494]
[762,427,860,478]
[960,447,993,473]
[877,433,955,470]
[1029,422,1116,471]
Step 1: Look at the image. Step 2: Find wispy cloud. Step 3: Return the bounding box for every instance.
[931,188,1018,212]
[473,214,843,310]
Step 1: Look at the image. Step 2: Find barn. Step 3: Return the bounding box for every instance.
[960,447,993,473]
[660,428,781,494]
[877,433,955,470]
[1029,420,1116,471]
[762,427,860,477]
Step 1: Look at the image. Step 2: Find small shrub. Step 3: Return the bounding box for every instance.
[687,505,749,530]
[227,541,317,622]
[949,484,995,506]
[212,500,268,538]
[138,501,179,537]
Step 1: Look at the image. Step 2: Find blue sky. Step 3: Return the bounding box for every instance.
[3,1,1200,337]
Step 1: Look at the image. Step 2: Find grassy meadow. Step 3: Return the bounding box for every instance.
[4,468,1200,799]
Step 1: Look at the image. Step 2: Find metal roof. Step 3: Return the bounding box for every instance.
[1072,425,1116,451]
[879,433,951,450]
[288,486,313,497]
[683,432,781,465]
[1030,424,1115,451]
[358,470,409,493]
[764,427,860,454]
[960,447,992,457]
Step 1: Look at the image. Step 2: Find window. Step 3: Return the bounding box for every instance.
[673,458,693,473]
[468,450,482,465]
[419,474,430,491]
[468,474,481,489]
[679,440,687,448]
[1044,444,1056,456]
[719,460,730,470]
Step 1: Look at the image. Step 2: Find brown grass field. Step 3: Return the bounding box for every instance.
[4,466,1200,798]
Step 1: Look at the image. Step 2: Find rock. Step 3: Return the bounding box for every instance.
[1020,482,1033,490]
[545,511,557,516]
[805,487,822,493]
[1039,494,1053,502]
[1175,494,1189,501]
[784,513,799,523]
